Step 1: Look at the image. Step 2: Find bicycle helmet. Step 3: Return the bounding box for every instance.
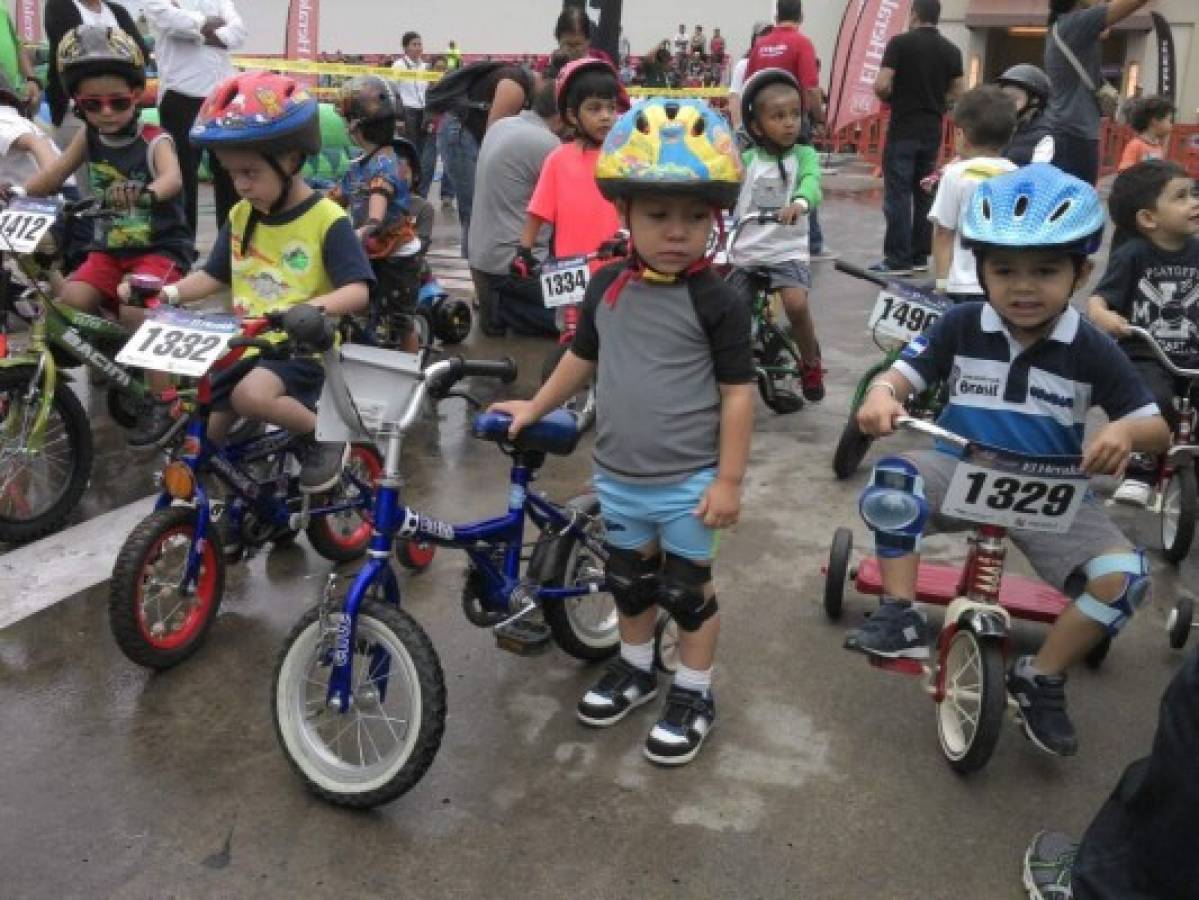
[554,57,629,113]
[996,64,1050,105]
[191,72,321,158]
[596,98,743,208]
[740,67,802,139]
[57,25,145,96]
[336,75,398,129]
[962,163,1106,256]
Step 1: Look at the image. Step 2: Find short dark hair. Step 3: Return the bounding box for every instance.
[1108,159,1189,248]
[913,0,941,25]
[777,0,802,22]
[402,31,420,49]
[1128,96,1175,133]
[952,85,1017,150]
[532,75,558,119]
[563,67,620,116]
[554,8,592,40]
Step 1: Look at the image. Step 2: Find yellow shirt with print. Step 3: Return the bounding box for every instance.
[228,197,348,318]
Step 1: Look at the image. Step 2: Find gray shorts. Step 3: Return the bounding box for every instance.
[728,259,812,296]
[905,449,1132,591]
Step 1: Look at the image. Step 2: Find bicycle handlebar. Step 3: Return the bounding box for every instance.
[725,211,781,253]
[895,415,970,449]
[426,356,518,398]
[1125,326,1199,380]
[834,260,890,289]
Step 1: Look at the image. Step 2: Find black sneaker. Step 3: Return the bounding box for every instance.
[644,684,715,766]
[843,600,929,659]
[126,400,179,448]
[294,435,349,494]
[1022,830,1077,899]
[1007,657,1078,757]
[577,657,658,727]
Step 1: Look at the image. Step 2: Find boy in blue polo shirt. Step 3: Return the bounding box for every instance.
[849,164,1170,757]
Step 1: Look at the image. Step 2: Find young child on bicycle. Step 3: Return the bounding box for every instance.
[510,58,628,282]
[928,85,1017,304]
[728,68,825,401]
[1087,159,1199,507]
[329,76,421,353]
[493,98,752,766]
[153,72,373,494]
[1117,96,1174,173]
[23,25,192,447]
[850,163,1170,757]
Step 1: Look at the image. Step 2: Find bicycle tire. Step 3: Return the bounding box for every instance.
[832,414,874,480]
[758,328,804,414]
[937,629,1005,774]
[0,366,93,543]
[541,493,619,661]
[306,443,382,563]
[1161,465,1196,564]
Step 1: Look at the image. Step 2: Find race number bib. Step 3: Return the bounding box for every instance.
[0,196,61,254]
[540,256,590,309]
[116,308,241,377]
[867,287,948,344]
[941,445,1088,534]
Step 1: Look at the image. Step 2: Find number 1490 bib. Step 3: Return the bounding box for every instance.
[940,446,1088,534]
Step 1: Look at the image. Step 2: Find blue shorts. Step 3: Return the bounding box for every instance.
[594,468,719,561]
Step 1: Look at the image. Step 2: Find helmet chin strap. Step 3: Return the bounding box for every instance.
[603,208,725,307]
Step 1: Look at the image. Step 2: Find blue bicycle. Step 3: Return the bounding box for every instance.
[108,309,382,670]
[271,352,619,808]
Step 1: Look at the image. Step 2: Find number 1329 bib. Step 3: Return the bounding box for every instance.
[940,446,1088,534]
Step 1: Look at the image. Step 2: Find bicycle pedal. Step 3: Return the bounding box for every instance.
[494,618,552,656]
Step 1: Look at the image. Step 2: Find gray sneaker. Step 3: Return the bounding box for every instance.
[843,600,930,659]
[295,435,349,494]
[1022,830,1076,899]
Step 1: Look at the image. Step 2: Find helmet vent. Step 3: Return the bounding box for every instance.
[691,116,706,137]
[635,112,651,134]
[981,198,992,220]
[1049,199,1073,223]
[664,101,679,120]
[1014,195,1030,218]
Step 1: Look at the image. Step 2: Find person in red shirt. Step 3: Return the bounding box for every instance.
[744,0,824,128]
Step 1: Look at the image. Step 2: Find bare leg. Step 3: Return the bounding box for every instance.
[779,285,819,362]
[879,551,920,601]
[230,369,316,435]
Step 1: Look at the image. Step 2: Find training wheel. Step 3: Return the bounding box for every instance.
[654,611,679,674]
[824,528,853,621]
[395,538,437,573]
[1168,594,1194,650]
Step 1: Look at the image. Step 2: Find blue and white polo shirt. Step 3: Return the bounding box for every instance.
[894,302,1160,456]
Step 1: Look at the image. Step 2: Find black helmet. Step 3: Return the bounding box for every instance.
[996,64,1050,104]
[57,25,145,96]
[336,75,398,128]
[740,68,801,139]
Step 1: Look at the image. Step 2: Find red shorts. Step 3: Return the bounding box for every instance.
[71,252,184,314]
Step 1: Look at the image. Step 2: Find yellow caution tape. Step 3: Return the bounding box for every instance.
[628,87,729,99]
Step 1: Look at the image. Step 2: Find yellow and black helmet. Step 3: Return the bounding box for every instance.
[596,98,743,208]
[58,25,145,96]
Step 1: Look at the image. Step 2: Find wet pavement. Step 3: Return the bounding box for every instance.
[1,187,1195,899]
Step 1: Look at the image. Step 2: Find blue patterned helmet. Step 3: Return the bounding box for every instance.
[962,163,1105,255]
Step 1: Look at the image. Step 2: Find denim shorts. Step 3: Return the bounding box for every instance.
[593,468,720,561]
[728,259,812,297]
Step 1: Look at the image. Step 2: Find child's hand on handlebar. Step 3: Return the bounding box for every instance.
[1093,309,1131,338]
[488,400,541,439]
[856,388,906,437]
[778,200,809,226]
[1082,422,1132,477]
[694,477,741,528]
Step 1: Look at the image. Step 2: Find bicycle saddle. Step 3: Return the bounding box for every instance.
[472,408,581,456]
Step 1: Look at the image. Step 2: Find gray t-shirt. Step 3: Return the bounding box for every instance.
[1044,5,1108,140]
[571,265,755,483]
[467,110,559,275]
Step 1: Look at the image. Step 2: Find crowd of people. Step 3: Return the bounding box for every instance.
[1,0,1198,897]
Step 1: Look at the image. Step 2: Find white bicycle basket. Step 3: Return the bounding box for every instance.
[316,343,423,444]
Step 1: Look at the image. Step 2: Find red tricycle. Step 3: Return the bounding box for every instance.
[823,417,1114,773]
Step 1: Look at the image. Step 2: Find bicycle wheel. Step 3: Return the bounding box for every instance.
[541,493,619,661]
[653,611,679,674]
[1167,593,1194,650]
[832,414,874,480]
[273,599,446,808]
[0,366,92,543]
[306,443,382,563]
[936,628,1005,774]
[395,537,437,572]
[824,528,853,621]
[1160,465,1196,564]
[757,329,803,414]
[109,505,226,669]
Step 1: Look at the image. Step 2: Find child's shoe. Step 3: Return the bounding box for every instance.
[1112,477,1152,508]
[295,435,349,494]
[800,357,825,402]
[1007,656,1078,757]
[843,599,929,659]
[577,657,658,727]
[1022,829,1077,899]
[644,684,715,766]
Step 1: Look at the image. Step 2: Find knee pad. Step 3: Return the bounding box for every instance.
[604,546,661,618]
[859,457,929,558]
[659,553,717,632]
[1074,551,1151,637]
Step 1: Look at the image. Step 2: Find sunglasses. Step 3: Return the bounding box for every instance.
[74,93,137,114]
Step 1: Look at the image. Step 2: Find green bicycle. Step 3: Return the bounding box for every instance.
[831,261,949,480]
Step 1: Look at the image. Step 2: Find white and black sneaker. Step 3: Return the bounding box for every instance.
[577,657,658,727]
[644,684,715,766]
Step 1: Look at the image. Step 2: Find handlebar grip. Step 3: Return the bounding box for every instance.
[834,260,889,288]
[457,356,519,384]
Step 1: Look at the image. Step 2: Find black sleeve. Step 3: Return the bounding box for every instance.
[570,261,625,362]
[881,34,903,70]
[592,0,623,67]
[322,216,377,288]
[202,222,233,284]
[44,0,78,125]
[1094,242,1139,317]
[689,271,756,385]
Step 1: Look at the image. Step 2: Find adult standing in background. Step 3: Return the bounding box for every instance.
[393,31,435,198]
[869,0,963,276]
[617,27,631,68]
[557,2,623,65]
[446,41,462,71]
[1044,0,1151,185]
[143,0,245,234]
[45,0,149,147]
[672,24,689,65]
[728,21,772,131]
